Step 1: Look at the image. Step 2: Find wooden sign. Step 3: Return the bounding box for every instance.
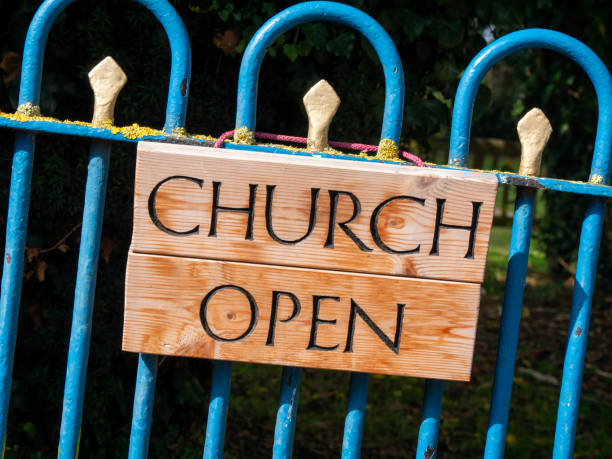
[123,141,498,381]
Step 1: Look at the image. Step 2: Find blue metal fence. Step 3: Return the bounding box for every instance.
[0,1,610,458]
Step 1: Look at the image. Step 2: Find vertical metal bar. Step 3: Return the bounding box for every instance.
[128,353,158,459]
[203,361,233,459]
[552,197,605,458]
[57,140,111,459]
[416,379,444,458]
[0,132,36,448]
[0,0,75,448]
[234,2,404,142]
[341,372,369,459]
[483,188,535,459]
[273,366,302,459]
[122,2,191,456]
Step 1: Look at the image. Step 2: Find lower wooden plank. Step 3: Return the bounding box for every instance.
[123,253,481,381]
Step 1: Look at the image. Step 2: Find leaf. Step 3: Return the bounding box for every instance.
[400,11,428,42]
[58,243,70,253]
[421,98,449,133]
[296,41,312,57]
[283,44,299,62]
[27,302,42,330]
[303,23,328,49]
[218,3,233,22]
[100,237,118,264]
[212,30,240,57]
[26,247,40,263]
[431,89,451,108]
[261,2,275,16]
[21,421,37,438]
[473,84,492,121]
[360,36,378,63]
[326,32,355,58]
[433,59,459,84]
[35,260,47,282]
[0,52,21,86]
[433,19,465,49]
[23,269,34,281]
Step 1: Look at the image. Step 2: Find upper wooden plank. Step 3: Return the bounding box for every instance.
[131,141,498,283]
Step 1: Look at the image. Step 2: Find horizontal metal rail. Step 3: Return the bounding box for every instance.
[2,114,611,198]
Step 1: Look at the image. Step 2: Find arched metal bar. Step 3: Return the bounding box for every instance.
[449,28,612,183]
[445,29,612,459]
[234,1,404,144]
[18,0,191,132]
[0,0,191,456]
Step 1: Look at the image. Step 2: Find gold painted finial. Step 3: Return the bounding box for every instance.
[303,79,340,152]
[517,108,552,176]
[88,56,127,126]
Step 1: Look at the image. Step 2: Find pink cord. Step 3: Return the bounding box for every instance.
[212,129,425,167]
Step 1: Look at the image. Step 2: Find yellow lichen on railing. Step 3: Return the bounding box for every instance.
[0,110,412,163]
[376,138,399,161]
[2,110,170,140]
[233,126,256,145]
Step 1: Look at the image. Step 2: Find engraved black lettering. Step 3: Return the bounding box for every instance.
[209,182,258,240]
[266,291,301,346]
[370,196,425,254]
[200,285,258,342]
[266,186,319,244]
[307,295,340,351]
[324,190,372,252]
[148,175,203,236]
[430,199,482,258]
[344,300,405,354]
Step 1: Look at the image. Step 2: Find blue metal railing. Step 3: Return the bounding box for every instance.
[0,1,190,458]
[446,29,612,459]
[0,1,610,458]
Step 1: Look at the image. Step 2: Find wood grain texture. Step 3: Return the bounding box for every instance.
[131,142,498,283]
[124,253,481,381]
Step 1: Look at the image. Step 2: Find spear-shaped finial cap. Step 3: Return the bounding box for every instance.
[88,56,127,126]
[517,107,552,176]
[303,79,340,152]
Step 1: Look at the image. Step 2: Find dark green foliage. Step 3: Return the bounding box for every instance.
[0,0,611,456]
